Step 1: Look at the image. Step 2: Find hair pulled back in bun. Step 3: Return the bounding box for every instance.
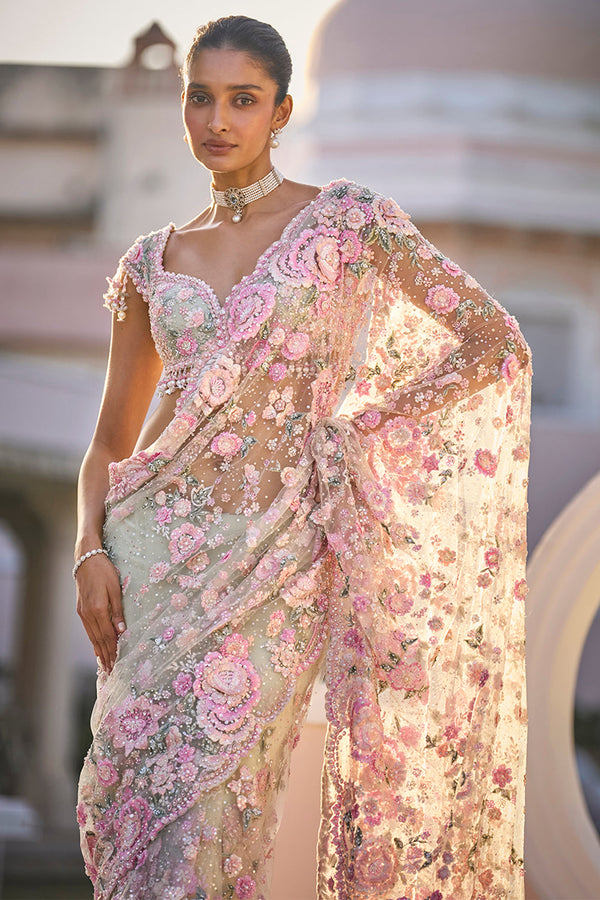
[183,16,292,106]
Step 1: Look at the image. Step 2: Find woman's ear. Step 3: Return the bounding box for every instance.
[272,94,293,132]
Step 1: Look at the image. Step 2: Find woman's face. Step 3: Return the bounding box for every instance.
[182,47,290,177]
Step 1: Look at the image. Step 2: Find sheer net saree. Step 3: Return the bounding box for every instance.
[77,180,532,900]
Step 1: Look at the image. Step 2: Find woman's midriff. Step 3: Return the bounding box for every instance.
[132,391,180,456]
[130,371,316,516]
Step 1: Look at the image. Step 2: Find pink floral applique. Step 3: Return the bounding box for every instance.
[173,672,193,696]
[474,448,499,477]
[96,758,119,788]
[176,331,199,356]
[108,695,165,757]
[372,194,413,231]
[268,361,287,382]
[224,855,243,877]
[484,547,501,572]
[168,522,206,563]
[425,284,461,315]
[227,283,276,341]
[353,837,399,893]
[501,352,520,383]
[235,875,256,898]
[211,431,244,457]
[193,634,261,745]
[195,355,241,415]
[282,331,310,360]
[441,258,462,277]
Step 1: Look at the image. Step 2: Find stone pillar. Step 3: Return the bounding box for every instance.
[13,481,78,833]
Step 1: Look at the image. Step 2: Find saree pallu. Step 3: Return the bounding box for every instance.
[77,179,532,900]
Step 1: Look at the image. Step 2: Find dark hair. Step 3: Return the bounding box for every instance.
[183,16,292,106]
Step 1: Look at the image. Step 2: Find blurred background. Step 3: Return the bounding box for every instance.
[0,0,599,897]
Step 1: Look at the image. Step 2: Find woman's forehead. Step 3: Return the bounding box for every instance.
[185,47,272,87]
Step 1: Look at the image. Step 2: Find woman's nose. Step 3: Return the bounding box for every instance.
[208,102,229,133]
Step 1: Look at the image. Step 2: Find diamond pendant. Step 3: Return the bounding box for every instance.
[224,187,245,224]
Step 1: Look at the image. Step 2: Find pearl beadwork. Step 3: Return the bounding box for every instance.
[211,167,284,223]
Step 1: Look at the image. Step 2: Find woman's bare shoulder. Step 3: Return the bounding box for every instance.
[283,179,322,203]
[171,204,213,234]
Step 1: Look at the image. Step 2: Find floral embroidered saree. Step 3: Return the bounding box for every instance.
[77,179,532,900]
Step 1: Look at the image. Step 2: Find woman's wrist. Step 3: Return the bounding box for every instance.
[73,547,109,580]
[74,533,105,561]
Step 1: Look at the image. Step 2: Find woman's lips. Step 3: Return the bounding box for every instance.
[204,141,235,154]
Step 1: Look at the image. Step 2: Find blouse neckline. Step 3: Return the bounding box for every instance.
[155,185,330,309]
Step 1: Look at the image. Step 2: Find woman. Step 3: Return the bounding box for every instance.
[75,15,532,900]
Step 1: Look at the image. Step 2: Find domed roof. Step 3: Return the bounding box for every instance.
[309,0,600,83]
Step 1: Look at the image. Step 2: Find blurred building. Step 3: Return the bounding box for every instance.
[0,3,599,897]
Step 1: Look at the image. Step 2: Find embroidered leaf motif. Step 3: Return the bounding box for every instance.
[466,624,484,649]
[357,188,375,203]
[456,298,478,320]
[302,286,319,307]
[348,257,372,279]
[510,845,525,867]
[481,298,498,319]
[285,411,305,437]
[240,436,258,458]
[242,807,262,831]
[400,637,418,651]
[378,228,392,253]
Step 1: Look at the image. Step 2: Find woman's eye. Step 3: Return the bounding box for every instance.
[189,94,208,104]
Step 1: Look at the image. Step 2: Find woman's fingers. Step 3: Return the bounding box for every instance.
[75,557,124,674]
[105,569,126,671]
[79,616,107,672]
[76,588,107,669]
[88,607,114,673]
[107,572,127,638]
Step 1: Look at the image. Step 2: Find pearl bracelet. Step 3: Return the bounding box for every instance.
[72,547,109,579]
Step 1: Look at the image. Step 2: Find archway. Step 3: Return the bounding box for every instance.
[525,469,600,898]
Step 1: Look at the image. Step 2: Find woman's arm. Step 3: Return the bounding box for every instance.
[347,196,531,429]
[75,276,163,673]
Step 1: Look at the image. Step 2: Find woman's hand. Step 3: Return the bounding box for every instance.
[75,554,126,674]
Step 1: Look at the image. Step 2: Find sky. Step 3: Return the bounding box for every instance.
[0,0,340,110]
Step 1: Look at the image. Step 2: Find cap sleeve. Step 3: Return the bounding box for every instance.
[102,234,151,321]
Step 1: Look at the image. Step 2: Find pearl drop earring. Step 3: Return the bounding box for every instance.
[270,128,281,149]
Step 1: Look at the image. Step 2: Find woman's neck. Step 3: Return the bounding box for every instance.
[210,158,275,192]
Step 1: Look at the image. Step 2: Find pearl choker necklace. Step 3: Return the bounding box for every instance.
[211,167,284,223]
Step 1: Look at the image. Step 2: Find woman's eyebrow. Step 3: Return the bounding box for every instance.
[187,82,265,91]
